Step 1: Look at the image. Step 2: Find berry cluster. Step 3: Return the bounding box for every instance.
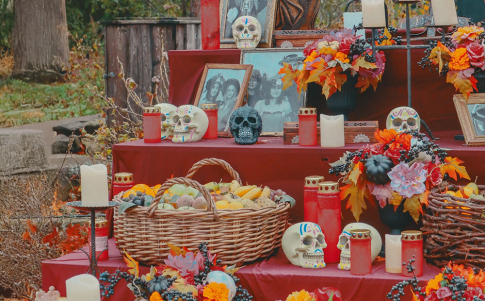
[100,270,136,298]
[329,149,367,176]
[349,38,368,59]
[194,242,217,285]
[399,131,448,164]
[387,258,421,301]
[161,290,196,301]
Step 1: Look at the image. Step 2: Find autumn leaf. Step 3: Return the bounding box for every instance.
[146,92,157,106]
[22,231,31,241]
[446,69,478,100]
[377,28,395,46]
[349,162,364,185]
[341,182,371,222]
[126,78,138,91]
[403,193,427,222]
[351,56,376,75]
[278,62,300,90]
[335,70,347,91]
[124,251,139,278]
[306,62,331,85]
[225,264,242,275]
[429,42,451,73]
[389,191,404,210]
[27,220,37,234]
[167,243,186,256]
[441,157,471,181]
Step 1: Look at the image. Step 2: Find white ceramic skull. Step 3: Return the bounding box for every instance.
[386,106,421,132]
[171,105,208,143]
[154,103,177,140]
[282,222,327,269]
[232,16,261,49]
[337,222,382,271]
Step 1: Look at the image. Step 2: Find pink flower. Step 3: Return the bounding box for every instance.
[163,252,202,278]
[388,162,428,198]
[304,41,319,57]
[467,42,485,70]
[367,183,394,208]
[436,287,452,299]
[424,293,438,301]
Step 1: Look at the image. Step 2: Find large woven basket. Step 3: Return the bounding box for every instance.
[422,184,485,268]
[113,158,291,266]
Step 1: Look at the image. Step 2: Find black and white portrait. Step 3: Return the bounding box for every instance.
[468,104,485,136]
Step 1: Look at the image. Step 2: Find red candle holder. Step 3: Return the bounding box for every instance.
[201,103,218,139]
[350,229,372,275]
[143,107,161,143]
[88,218,109,261]
[317,181,341,263]
[298,108,317,146]
[303,176,325,223]
[112,172,134,197]
[201,0,220,49]
[401,230,423,277]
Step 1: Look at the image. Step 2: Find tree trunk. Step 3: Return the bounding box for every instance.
[190,0,201,17]
[12,0,69,83]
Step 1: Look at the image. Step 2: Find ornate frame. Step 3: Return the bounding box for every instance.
[453,93,485,146]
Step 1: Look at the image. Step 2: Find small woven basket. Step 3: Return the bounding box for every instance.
[422,184,485,268]
[113,158,291,266]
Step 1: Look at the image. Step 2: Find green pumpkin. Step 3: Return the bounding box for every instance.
[147,275,171,296]
[365,155,394,185]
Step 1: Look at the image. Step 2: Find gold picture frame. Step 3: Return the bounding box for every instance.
[220,0,277,48]
[453,93,485,146]
[194,63,253,137]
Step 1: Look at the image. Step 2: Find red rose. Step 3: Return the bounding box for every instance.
[339,37,354,55]
[466,42,485,70]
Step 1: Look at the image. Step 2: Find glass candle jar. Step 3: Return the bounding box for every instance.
[303,176,325,223]
[350,229,372,275]
[298,108,317,146]
[143,106,161,143]
[201,103,218,139]
[112,172,134,197]
[401,230,423,277]
[201,0,220,49]
[88,218,109,261]
[317,181,341,263]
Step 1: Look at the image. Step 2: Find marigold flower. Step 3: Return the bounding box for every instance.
[203,282,229,301]
[425,273,443,295]
[286,290,315,301]
[452,25,484,45]
[449,47,471,71]
[335,52,350,63]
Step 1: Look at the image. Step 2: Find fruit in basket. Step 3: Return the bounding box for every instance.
[466,182,479,194]
[242,187,262,200]
[144,195,155,207]
[260,186,271,198]
[204,182,220,192]
[158,203,175,210]
[168,184,200,197]
[240,199,261,209]
[256,197,277,208]
[151,184,162,194]
[162,193,172,203]
[270,189,287,201]
[234,185,257,197]
[192,197,208,209]
[177,195,194,208]
[215,200,230,209]
[227,201,244,209]
[133,198,144,206]
[230,180,241,192]
[365,154,394,185]
[223,193,242,203]
[122,189,137,198]
[131,184,156,197]
[178,206,195,210]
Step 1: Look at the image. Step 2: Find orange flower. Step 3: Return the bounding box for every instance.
[304,51,320,63]
[374,129,411,149]
[150,292,163,301]
[203,282,229,301]
[335,52,350,63]
[449,47,470,71]
[425,273,443,295]
[452,25,484,44]
[286,290,315,301]
[319,47,337,56]
[447,262,485,289]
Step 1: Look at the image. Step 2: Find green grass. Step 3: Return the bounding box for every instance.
[0,68,104,127]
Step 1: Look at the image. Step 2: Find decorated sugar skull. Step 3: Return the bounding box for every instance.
[386,106,421,132]
[337,222,382,270]
[154,103,177,140]
[282,222,327,269]
[232,16,262,49]
[229,106,262,145]
[171,105,208,143]
[206,271,236,301]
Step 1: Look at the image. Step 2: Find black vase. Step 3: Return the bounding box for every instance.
[375,199,413,235]
[325,74,358,121]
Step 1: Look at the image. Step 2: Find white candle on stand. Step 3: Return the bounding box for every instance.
[431,0,458,26]
[320,114,345,147]
[385,234,402,273]
[362,0,386,28]
[66,274,101,301]
[80,164,109,207]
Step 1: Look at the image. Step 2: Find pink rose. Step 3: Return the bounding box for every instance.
[304,41,319,57]
[466,42,485,70]
[436,287,452,299]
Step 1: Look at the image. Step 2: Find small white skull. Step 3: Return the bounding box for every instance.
[171,105,208,143]
[154,103,177,140]
[386,106,421,132]
[337,222,382,270]
[232,16,261,49]
[282,222,327,269]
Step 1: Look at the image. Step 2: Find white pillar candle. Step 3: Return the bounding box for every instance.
[385,234,402,273]
[431,0,458,26]
[66,274,101,301]
[81,164,109,207]
[362,0,386,28]
[320,114,345,147]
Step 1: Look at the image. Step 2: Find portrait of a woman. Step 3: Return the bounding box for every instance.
[218,78,241,131]
[200,73,225,105]
[254,76,292,132]
[247,69,263,108]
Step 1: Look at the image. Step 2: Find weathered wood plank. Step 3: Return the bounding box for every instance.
[186,24,197,49]
[175,25,185,50]
[196,24,201,49]
[100,18,201,25]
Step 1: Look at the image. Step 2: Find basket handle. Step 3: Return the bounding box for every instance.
[185,158,242,185]
[148,177,218,220]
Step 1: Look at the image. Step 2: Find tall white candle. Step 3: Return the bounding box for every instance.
[431,0,458,26]
[362,0,386,28]
[320,114,345,147]
[385,234,402,273]
[80,164,109,207]
[66,274,101,301]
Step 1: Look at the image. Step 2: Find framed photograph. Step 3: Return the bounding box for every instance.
[220,0,277,48]
[241,48,305,136]
[453,93,485,146]
[194,63,253,137]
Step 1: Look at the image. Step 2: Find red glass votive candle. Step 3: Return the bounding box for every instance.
[401,230,423,277]
[88,218,109,261]
[303,176,325,223]
[350,229,372,275]
[143,106,161,143]
[201,0,220,49]
[317,181,341,263]
[201,103,218,139]
[112,172,134,197]
[298,107,317,146]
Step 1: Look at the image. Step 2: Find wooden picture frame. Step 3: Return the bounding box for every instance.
[194,63,253,137]
[220,0,277,48]
[241,48,306,136]
[453,93,485,146]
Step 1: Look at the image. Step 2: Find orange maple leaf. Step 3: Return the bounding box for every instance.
[440,157,471,181]
[340,181,372,222]
[22,231,31,241]
[278,62,300,91]
[124,251,139,278]
[27,220,37,234]
[349,162,364,185]
[446,70,478,100]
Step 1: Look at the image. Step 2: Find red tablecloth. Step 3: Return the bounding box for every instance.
[42,239,440,301]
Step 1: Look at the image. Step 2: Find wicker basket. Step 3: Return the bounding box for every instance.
[422,184,485,268]
[113,158,291,266]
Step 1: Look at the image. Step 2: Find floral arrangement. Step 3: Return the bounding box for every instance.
[278,28,395,99]
[329,129,470,222]
[284,287,342,301]
[388,259,485,301]
[99,243,253,301]
[421,25,485,100]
